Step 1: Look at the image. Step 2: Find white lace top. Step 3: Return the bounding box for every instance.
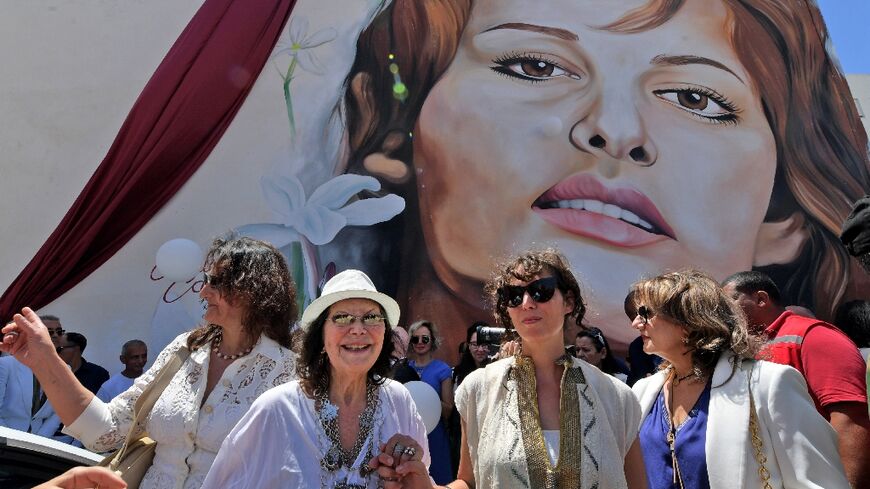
[64,332,296,489]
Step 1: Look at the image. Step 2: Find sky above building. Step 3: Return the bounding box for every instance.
[817,0,870,73]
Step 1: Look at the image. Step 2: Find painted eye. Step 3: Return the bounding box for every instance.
[654,88,739,123]
[492,55,581,82]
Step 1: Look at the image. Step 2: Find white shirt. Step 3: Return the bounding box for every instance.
[201,379,431,489]
[65,332,296,489]
[96,372,137,402]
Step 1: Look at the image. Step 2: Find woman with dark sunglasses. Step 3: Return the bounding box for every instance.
[372,248,647,489]
[407,320,455,484]
[575,327,630,383]
[629,270,849,489]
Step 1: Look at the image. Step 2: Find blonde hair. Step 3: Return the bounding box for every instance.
[631,269,762,379]
[408,319,442,351]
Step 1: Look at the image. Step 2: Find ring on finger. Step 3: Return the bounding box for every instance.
[391,443,405,457]
[402,446,416,457]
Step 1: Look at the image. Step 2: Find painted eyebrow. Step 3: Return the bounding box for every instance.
[481,22,579,41]
[651,54,744,84]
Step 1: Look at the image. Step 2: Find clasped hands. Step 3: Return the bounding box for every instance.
[368,434,433,489]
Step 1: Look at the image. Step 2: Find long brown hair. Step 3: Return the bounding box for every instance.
[343,0,869,321]
[187,235,298,351]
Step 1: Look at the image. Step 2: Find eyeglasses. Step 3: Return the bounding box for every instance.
[330,313,386,327]
[637,305,653,323]
[499,277,559,308]
[202,273,223,289]
[55,345,77,354]
[410,335,431,345]
[46,328,65,337]
[467,341,487,349]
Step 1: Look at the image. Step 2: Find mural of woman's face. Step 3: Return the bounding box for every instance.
[413,0,777,344]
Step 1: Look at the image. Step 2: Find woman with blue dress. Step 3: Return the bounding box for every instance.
[407,320,453,484]
[629,270,849,489]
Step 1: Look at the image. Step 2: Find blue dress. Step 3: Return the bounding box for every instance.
[409,359,454,484]
[639,381,711,489]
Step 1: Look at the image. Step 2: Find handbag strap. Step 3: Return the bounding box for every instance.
[112,346,191,464]
[746,364,774,489]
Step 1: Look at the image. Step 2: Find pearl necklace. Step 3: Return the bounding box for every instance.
[210,331,253,361]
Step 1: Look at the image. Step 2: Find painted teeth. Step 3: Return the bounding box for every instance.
[552,199,654,231]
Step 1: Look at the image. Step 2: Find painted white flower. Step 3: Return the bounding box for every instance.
[273,17,337,75]
[237,174,405,247]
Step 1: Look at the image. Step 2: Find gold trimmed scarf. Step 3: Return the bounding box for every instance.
[511,355,586,489]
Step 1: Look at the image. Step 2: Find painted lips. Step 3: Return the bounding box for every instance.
[533,173,676,247]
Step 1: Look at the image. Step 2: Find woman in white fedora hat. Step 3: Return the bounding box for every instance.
[201,269,432,488]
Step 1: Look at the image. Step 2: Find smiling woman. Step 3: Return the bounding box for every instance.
[334,0,869,354]
[201,270,433,489]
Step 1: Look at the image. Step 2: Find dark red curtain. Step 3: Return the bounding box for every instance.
[0,0,297,321]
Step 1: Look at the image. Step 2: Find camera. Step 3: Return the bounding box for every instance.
[476,325,508,345]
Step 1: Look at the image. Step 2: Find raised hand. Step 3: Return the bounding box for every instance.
[1,307,58,369]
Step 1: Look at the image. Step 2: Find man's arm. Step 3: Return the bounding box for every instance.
[829,401,870,488]
[801,326,870,488]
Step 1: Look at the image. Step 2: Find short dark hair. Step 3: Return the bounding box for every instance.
[121,339,147,356]
[722,270,782,305]
[834,300,870,349]
[64,332,87,353]
[40,314,60,322]
[295,306,395,397]
[486,248,586,329]
[575,327,622,376]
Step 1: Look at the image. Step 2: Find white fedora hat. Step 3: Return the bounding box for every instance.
[300,269,400,330]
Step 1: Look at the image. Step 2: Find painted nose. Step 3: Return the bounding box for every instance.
[570,90,657,166]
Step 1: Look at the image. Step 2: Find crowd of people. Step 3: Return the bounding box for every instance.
[1,234,869,489]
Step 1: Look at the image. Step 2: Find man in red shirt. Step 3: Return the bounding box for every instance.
[723,271,869,488]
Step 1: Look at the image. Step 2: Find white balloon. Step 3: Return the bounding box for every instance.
[403,380,441,434]
[155,238,204,282]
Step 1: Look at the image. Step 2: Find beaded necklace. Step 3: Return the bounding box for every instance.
[315,382,381,489]
[210,331,254,361]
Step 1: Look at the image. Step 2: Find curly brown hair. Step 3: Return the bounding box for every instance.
[485,248,586,330]
[296,304,395,397]
[187,235,298,351]
[630,269,762,381]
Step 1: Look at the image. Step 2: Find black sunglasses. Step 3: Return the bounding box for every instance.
[637,305,653,322]
[202,273,223,288]
[499,276,559,308]
[410,335,431,345]
[55,345,78,354]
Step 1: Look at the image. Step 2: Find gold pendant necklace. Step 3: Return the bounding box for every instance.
[666,371,686,489]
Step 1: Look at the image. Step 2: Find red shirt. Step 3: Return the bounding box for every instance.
[763,311,867,419]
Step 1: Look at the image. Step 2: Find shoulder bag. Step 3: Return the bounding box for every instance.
[97,347,190,489]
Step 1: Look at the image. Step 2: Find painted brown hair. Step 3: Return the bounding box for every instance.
[343,0,870,321]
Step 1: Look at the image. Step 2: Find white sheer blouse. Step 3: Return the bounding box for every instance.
[201,379,431,489]
[64,332,296,489]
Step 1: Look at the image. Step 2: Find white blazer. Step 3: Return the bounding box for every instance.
[632,353,849,489]
[0,356,61,437]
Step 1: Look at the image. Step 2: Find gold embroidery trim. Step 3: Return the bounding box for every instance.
[512,355,584,489]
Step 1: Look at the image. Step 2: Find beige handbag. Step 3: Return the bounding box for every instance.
[98,348,189,489]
